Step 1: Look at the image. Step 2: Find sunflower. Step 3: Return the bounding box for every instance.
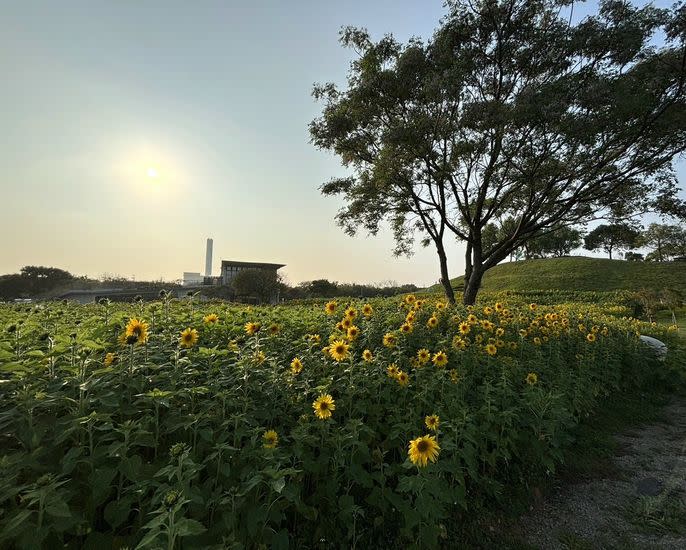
[179,328,199,348]
[347,326,360,340]
[308,334,321,344]
[290,357,303,374]
[458,322,470,335]
[362,349,373,362]
[405,311,416,323]
[268,323,280,335]
[586,333,596,343]
[452,336,467,350]
[526,372,538,385]
[254,350,266,364]
[425,415,439,431]
[467,314,478,325]
[495,302,504,312]
[449,369,460,384]
[203,313,219,324]
[324,301,337,315]
[345,307,357,320]
[432,350,448,367]
[485,343,497,356]
[362,304,373,317]
[396,371,409,386]
[263,430,278,449]
[495,327,505,337]
[408,435,440,467]
[417,348,430,364]
[529,303,537,311]
[400,322,413,333]
[533,337,542,346]
[404,294,416,305]
[435,302,446,310]
[386,364,399,377]
[313,394,335,420]
[104,352,116,367]
[341,318,353,329]
[245,322,261,335]
[382,333,397,348]
[329,340,350,362]
[483,306,493,316]
[427,316,439,329]
[519,329,528,337]
[125,318,149,344]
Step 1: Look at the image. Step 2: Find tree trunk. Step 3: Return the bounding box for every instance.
[437,245,455,305]
[462,265,484,305]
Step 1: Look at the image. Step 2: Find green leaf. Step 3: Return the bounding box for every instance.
[175,517,206,537]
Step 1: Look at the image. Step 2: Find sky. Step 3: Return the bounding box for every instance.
[1,0,683,287]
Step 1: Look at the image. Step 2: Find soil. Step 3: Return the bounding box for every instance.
[517,398,686,549]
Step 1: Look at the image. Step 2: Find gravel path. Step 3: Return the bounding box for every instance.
[519,398,686,549]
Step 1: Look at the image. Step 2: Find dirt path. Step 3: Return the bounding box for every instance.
[519,398,686,549]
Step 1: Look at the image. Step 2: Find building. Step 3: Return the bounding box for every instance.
[221,260,285,285]
[182,272,204,286]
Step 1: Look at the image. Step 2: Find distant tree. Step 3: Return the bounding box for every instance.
[303,279,339,298]
[640,223,686,261]
[231,269,282,304]
[310,0,686,305]
[584,224,641,260]
[524,226,583,259]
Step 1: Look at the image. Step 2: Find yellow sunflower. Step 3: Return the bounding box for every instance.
[324,301,337,315]
[386,363,399,377]
[329,340,350,362]
[526,372,538,385]
[400,322,413,333]
[125,318,149,344]
[449,369,460,384]
[586,333,596,343]
[427,316,439,329]
[417,348,430,364]
[382,333,397,348]
[179,328,199,348]
[345,307,357,320]
[485,343,497,356]
[290,357,303,374]
[529,303,537,311]
[459,322,470,335]
[244,322,261,335]
[425,415,440,431]
[432,351,448,368]
[203,313,219,324]
[362,349,373,362]
[104,352,116,367]
[404,294,416,305]
[347,326,360,340]
[263,430,278,449]
[362,304,373,317]
[313,394,335,420]
[408,435,440,467]
[396,371,409,386]
[254,350,266,364]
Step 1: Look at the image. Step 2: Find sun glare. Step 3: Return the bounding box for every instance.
[146,167,159,179]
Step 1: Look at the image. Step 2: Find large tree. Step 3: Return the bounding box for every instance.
[310,0,686,304]
[640,222,686,261]
[583,223,640,259]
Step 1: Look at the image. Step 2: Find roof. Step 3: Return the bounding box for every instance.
[220,260,285,270]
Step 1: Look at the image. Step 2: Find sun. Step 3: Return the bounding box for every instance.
[146,167,159,179]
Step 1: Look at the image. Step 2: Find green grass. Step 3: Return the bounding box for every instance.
[432,257,686,294]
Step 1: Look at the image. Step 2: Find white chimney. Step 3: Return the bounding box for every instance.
[205,238,213,277]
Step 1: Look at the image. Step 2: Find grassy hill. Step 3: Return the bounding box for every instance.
[434,257,686,294]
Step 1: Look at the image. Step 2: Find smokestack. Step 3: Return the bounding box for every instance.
[205,238,213,277]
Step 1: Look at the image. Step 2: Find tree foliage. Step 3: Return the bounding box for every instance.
[311,0,686,304]
[523,225,584,259]
[640,223,686,261]
[231,269,283,304]
[583,223,641,259]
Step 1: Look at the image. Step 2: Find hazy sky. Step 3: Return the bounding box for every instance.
[2,1,683,287]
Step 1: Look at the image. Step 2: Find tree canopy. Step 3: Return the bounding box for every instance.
[310,0,686,304]
[583,223,640,259]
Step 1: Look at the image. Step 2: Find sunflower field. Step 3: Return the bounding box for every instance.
[0,292,680,549]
